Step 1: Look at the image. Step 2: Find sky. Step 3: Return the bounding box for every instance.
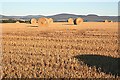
[0,0,119,16]
[0,0,119,2]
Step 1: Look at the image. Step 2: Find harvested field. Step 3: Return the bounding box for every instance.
[1,22,119,78]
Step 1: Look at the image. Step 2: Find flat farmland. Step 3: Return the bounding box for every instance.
[1,22,119,78]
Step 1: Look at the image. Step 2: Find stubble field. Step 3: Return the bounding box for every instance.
[1,22,119,78]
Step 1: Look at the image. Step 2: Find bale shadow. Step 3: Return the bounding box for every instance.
[63,24,74,25]
[74,54,120,76]
[27,26,38,27]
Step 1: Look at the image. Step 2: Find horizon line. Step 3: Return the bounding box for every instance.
[0,13,118,16]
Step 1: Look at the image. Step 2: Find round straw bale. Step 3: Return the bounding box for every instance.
[48,18,53,23]
[110,21,113,22]
[68,18,74,24]
[74,18,83,25]
[16,21,20,23]
[105,20,108,23]
[38,17,49,27]
[31,18,37,24]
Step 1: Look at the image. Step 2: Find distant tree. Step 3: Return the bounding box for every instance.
[1,19,16,23]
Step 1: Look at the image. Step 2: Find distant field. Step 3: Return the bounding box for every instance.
[1,22,119,78]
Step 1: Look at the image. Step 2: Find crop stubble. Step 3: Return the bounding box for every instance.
[1,22,119,78]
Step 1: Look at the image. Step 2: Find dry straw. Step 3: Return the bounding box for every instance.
[105,20,108,23]
[110,21,113,23]
[68,18,74,24]
[74,18,83,25]
[16,21,20,23]
[38,17,49,27]
[31,18,37,24]
[48,18,53,23]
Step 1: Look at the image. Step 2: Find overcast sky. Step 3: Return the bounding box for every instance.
[0,0,119,16]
